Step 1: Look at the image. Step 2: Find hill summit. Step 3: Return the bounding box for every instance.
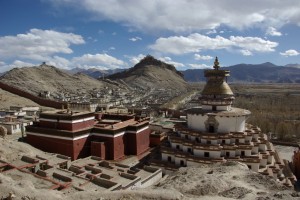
[0,63,111,96]
[108,55,188,91]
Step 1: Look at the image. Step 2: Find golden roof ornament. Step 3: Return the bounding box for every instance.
[213,57,220,70]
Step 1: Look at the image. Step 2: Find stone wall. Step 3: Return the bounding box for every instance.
[0,81,67,109]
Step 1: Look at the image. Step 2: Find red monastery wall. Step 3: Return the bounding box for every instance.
[136,129,151,155]
[113,135,125,160]
[27,134,91,160]
[125,129,151,155]
[0,81,67,109]
[92,134,125,160]
[26,134,74,159]
[125,133,138,155]
[39,120,95,131]
[72,137,91,160]
[91,141,106,159]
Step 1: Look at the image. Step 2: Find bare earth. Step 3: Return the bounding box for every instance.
[0,134,299,200]
[0,88,40,109]
[274,145,296,162]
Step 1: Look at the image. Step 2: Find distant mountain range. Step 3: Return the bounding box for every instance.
[1,57,300,87]
[182,62,300,83]
[66,67,125,79]
[63,61,300,83]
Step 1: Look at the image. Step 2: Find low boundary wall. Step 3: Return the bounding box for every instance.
[0,81,67,109]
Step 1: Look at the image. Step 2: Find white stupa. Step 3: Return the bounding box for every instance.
[159,58,294,186]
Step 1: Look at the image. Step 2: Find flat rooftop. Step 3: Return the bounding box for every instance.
[40,110,93,117]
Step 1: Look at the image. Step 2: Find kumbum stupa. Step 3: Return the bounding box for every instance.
[160,57,295,186]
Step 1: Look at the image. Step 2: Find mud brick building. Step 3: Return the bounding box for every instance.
[26,111,150,160]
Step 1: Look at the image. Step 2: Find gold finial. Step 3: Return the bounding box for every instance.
[213,57,220,70]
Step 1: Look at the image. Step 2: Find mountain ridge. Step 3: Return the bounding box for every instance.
[0,64,114,96]
[1,59,300,84]
[182,63,300,83]
[106,55,188,91]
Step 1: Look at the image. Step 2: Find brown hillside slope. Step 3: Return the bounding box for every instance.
[0,88,54,110]
[108,55,188,91]
[0,64,112,96]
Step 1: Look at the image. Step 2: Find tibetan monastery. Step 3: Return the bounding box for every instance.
[26,111,151,160]
[161,57,294,184]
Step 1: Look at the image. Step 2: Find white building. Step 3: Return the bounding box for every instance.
[159,57,294,186]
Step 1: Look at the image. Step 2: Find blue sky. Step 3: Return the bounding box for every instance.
[0,0,300,72]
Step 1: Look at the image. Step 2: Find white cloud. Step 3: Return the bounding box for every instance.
[48,0,300,32]
[0,60,37,73]
[206,29,217,35]
[109,46,116,50]
[280,49,300,57]
[150,33,278,55]
[159,57,184,68]
[126,54,146,65]
[129,37,142,42]
[230,36,277,52]
[194,54,213,60]
[240,50,253,56]
[266,27,282,36]
[11,60,35,67]
[72,53,125,69]
[188,64,210,69]
[47,56,71,69]
[0,29,85,62]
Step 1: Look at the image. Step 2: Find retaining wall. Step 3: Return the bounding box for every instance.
[0,81,67,109]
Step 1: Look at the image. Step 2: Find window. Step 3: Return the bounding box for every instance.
[226,152,230,157]
[168,156,172,162]
[209,125,215,133]
[207,140,211,144]
[247,165,252,169]
[222,140,226,144]
[188,148,192,153]
[204,152,210,157]
[212,106,217,111]
[185,135,188,139]
[241,151,245,156]
[176,145,180,149]
[180,160,185,166]
[196,137,200,142]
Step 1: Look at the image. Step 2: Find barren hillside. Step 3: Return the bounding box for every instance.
[0,88,40,109]
[108,55,189,92]
[0,64,113,96]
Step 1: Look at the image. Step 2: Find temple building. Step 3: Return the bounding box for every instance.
[160,58,295,185]
[26,111,151,160]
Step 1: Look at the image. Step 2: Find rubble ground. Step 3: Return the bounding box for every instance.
[0,134,299,199]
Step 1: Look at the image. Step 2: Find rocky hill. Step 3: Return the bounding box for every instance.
[0,64,113,96]
[183,62,300,83]
[107,55,188,91]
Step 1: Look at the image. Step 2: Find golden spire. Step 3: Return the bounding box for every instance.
[213,57,220,70]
